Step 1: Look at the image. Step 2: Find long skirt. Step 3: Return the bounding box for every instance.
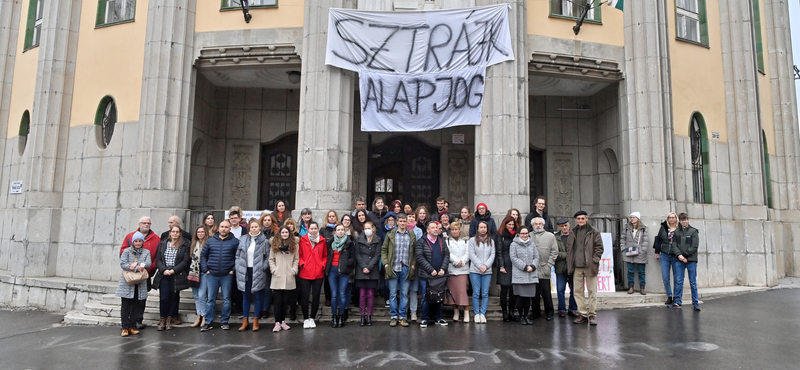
[445,274,469,306]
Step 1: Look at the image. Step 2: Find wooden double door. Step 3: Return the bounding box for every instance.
[369,136,440,209]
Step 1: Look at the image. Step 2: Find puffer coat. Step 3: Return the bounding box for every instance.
[235,232,270,292]
[495,231,515,285]
[620,224,650,264]
[509,235,540,285]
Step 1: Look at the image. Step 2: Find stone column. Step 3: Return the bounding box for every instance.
[718,0,767,213]
[763,0,800,211]
[133,0,196,210]
[295,1,356,211]
[473,0,530,214]
[0,0,21,190]
[10,0,82,277]
[619,0,675,217]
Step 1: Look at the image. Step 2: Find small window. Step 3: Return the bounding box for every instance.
[550,0,601,23]
[753,0,764,73]
[676,0,709,46]
[19,110,30,156]
[690,113,711,204]
[94,96,117,148]
[24,0,44,50]
[221,0,277,10]
[96,0,136,27]
[762,130,772,208]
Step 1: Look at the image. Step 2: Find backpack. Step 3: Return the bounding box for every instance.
[426,275,452,304]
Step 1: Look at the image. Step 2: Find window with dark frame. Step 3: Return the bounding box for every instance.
[550,0,600,22]
[96,0,136,27]
[691,116,705,204]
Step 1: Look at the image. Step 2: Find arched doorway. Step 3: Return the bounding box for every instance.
[259,134,298,210]
[368,136,440,208]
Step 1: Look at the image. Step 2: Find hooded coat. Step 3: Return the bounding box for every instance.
[620,223,650,264]
[469,209,498,238]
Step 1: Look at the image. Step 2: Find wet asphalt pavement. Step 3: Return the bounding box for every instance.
[1,288,799,370]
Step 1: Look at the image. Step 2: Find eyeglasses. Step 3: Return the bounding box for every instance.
[519,232,529,235]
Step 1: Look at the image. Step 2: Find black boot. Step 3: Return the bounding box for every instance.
[665,297,674,306]
[332,314,339,328]
[502,308,509,322]
[366,315,372,326]
[342,309,349,323]
[508,310,518,322]
[360,316,366,327]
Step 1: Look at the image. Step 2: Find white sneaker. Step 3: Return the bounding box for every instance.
[309,319,316,328]
[474,314,481,323]
[480,314,487,323]
[411,312,418,322]
[303,319,311,329]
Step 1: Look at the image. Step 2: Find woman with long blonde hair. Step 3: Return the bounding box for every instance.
[654,212,679,305]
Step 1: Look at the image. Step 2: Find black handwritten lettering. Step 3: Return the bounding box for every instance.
[332,18,369,65]
[367,24,402,72]
[433,77,453,113]
[467,74,485,108]
[414,79,436,115]
[424,24,453,71]
[447,23,474,68]
[389,81,413,114]
[403,25,430,73]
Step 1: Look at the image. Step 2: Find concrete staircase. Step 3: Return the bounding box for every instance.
[63,287,723,327]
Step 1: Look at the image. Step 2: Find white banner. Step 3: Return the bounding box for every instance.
[359,66,485,132]
[550,232,616,293]
[326,5,513,74]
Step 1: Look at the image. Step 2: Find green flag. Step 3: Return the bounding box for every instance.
[608,0,624,11]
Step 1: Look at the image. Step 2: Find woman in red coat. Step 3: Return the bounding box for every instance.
[298,221,328,329]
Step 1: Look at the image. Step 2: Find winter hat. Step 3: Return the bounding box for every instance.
[556,218,570,225]
[573,210,588,218]
[132,231,145,243]
[476,203,488,212]
[629,212,641,221]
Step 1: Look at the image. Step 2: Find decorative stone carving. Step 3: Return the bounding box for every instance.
[553,153,573,217]
[352,149,363,199]
[448,150,469,209]
[231,145,252,207]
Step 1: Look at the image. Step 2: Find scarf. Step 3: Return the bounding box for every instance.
[476,232,489,245]
[332,234,347,252]
[408,223,416,230]
[385,223,395,231]
[279,243,289,252]
[326,223,336,229]
[309,234,320,244]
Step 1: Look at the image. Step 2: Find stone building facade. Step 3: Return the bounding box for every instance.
[0,0,799,311]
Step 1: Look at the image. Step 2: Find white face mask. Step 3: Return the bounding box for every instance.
[364,229,374,237]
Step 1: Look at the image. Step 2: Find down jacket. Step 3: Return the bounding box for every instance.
[415,235,450,280]
[153,238,191,292]
[201,232,239,276]
[620,224,650,264]
[235,232,270,292]
[509,235,540,285]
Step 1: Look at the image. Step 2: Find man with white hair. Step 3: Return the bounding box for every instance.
[119,216,161,329]
[530,217,559,321]
[160,215,193,241]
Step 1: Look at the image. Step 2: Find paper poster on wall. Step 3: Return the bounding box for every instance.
[550,232,615,293]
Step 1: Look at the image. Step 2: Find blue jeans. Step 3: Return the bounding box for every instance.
[419,278,442,322]
[660,253,676,297]
[627,262,646,286]
[328,269,350,315]
[386,267,410,319]
[205,273,233,323]
[260,272,272,315]
[469,273,492,315]
[242,268,263,318]
[556,273,577,313]
[191,273,208,316]
[673,260,698,306]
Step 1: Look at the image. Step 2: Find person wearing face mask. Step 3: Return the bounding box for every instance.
[510,226,539,325]
[269,226,299,332]
[325,224,356,328]
[235,219,270,332]
[354,221,381,326]
[298,221,327,328]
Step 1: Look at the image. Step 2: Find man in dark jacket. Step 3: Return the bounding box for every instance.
[524,196,553,233]
[200,220,239,331]
[416,221,450,328]
[159,215,192,242]
[566,211,604,326]
[670,213,701,311]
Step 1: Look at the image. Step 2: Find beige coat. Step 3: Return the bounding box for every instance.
[269,247,299,290]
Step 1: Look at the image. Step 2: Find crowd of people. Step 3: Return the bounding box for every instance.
[116,197,701,337]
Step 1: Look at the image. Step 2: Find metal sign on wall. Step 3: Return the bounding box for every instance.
[10,181,22,194]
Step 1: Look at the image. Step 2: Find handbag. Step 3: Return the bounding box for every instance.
[123,253,149,285]
[426,275,450,304]
[625,228,642,257]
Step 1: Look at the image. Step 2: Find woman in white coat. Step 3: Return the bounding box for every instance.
[445,221,470,323]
